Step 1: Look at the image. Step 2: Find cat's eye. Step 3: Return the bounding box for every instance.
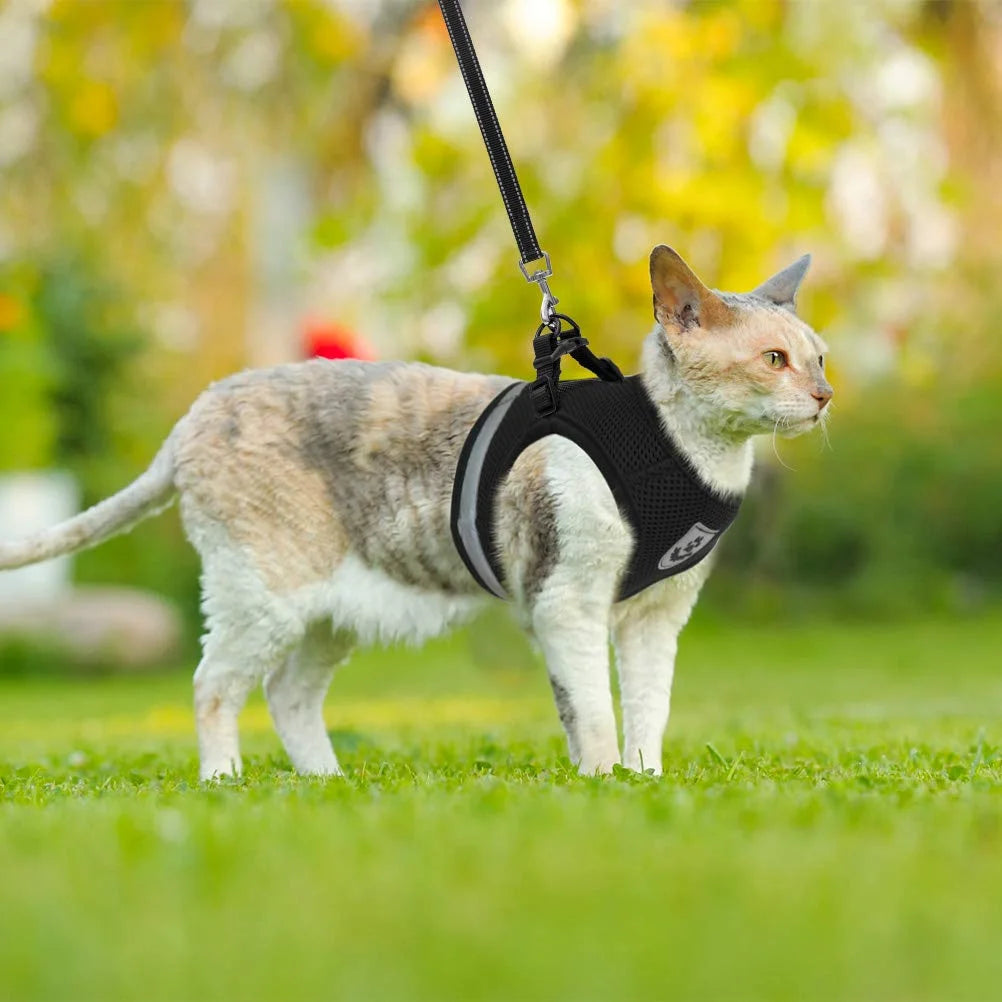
[764,350,788,370]
[818,355,825,368]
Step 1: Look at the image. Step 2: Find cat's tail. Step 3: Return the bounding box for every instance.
[0,439,176,571]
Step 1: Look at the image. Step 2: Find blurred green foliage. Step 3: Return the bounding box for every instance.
[0,256,141,472]
[37,257,143,463]
[1,0,1001,639]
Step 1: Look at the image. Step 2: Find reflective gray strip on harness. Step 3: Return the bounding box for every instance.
[453,382,523,599]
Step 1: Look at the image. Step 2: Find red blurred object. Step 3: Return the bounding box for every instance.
[303,318,376,361]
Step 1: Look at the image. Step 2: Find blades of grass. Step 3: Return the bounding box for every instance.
[970,730,986,779]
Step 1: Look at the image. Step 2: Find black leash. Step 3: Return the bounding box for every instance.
[437,0,622,414]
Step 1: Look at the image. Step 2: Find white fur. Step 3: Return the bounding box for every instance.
[190,525,487,778]
[296,553,485,647]
[263,623,351,776]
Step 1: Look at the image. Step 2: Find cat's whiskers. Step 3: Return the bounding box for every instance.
[770,418,796,472]
[818,405,834,452]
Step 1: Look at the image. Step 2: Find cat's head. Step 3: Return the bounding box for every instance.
[646,245,832,438]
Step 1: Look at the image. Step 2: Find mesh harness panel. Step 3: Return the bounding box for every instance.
[450,375,743,601]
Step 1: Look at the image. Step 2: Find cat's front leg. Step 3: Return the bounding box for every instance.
[501,436,630,774]
[531,567,621,774]
[612,576,705,775]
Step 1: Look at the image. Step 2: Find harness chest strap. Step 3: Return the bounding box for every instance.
[451,376,744,602]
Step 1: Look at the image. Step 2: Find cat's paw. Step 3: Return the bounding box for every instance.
[577,755,621,776]
[199,758,242,781]
[297,761,343,778]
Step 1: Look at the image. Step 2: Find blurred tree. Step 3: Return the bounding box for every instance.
[35,256,143,464]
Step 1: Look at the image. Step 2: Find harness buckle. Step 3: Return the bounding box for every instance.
[530,315,561,415]
[530,372,560,416]
[532,334,590,370]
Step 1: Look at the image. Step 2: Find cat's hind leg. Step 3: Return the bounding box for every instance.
[193,638,268,781]
[194,578,304,780]
[264,621,352,776]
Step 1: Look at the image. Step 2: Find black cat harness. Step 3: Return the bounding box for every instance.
[440,0,743,601]
[451,370,742,602]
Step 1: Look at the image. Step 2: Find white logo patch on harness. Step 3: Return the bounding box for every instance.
[657,522,720,571]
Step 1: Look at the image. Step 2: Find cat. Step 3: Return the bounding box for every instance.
[0,246,831,779]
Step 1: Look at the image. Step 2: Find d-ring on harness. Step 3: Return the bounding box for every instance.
[440,0,742,601]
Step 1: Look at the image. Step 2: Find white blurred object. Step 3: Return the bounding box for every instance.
[248,156,310,366]
[827,144,888,260]
[0,471,79,606]
[873,47,939,113]
[0,586,182,670]
[0,99,38,168]
[223,29,281,92]
[166,138,236,216]
[503,0,574,65]
[748,89,798,172]
[0,4,39,100]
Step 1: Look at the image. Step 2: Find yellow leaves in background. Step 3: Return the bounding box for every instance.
[312,20,364,64]
[701,6,743,62]
[0,295,24,333]
[68,81,118,139]
[622,6,741,96]
[4,0,986,396]
[694,77,759,161]
[787,113,848,178]
[39,3,135,141]
[287,2,365,66]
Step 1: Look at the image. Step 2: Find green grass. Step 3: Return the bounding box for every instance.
[2,611,1002,1001]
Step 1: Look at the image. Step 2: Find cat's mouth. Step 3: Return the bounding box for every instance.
[771,414,820,438]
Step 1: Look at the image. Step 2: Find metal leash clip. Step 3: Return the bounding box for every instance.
[519,252,558,323]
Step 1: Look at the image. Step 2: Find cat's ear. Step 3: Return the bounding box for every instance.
[752,254,811,312]
[650,245,729,332]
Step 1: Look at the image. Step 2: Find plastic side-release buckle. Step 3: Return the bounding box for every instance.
[530,321,561,415]
[530,372,559,416]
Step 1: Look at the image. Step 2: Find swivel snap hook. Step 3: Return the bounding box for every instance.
[536,275,558,323]
[518,251,559,323]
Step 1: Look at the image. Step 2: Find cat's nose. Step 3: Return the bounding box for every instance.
[812,386,833,411]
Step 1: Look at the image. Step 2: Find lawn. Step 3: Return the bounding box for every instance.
[2,610,1002,1001]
